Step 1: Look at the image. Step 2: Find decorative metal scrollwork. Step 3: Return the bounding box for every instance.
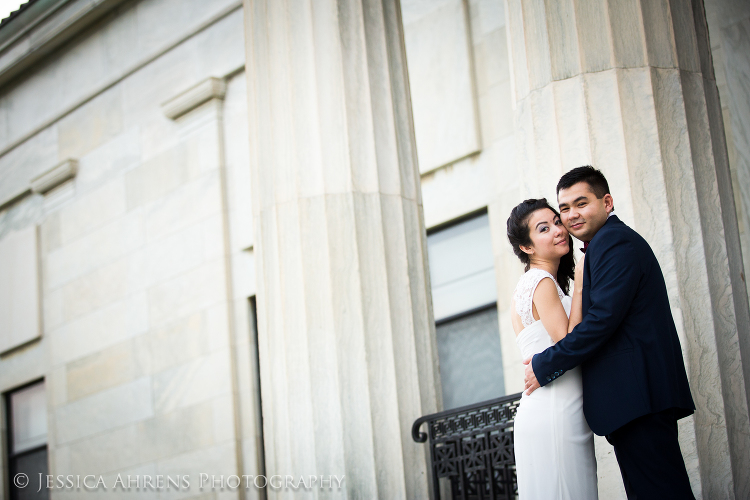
[412,392,522,500]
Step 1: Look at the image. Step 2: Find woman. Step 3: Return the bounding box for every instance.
[507,198,598,499]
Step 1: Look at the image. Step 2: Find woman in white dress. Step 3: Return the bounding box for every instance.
[506,198,598,499]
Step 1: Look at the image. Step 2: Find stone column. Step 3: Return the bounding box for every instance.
[242,0,440,497]
[704,0,750,349]
[504,0,750,498]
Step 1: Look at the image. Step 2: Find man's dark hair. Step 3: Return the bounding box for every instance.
[556,165,610,198]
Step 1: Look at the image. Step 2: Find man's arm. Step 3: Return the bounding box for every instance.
[527,233,641,391]
[523,257,586,394]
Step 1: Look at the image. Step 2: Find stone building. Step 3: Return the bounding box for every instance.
[0,0,748,498]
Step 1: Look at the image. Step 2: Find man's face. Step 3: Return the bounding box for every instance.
[557,182,614,242]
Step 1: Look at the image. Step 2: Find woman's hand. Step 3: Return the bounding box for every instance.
[574,253,586,294]
[568,253,585,333]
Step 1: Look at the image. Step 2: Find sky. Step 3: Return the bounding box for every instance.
[0,0,26,23]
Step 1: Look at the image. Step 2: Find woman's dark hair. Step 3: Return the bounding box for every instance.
[506,198,575,295]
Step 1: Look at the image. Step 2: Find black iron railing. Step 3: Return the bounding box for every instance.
[412,392,523,500]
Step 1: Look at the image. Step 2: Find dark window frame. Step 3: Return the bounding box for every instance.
[426,206,488,237]
[5,378,48,500]
[427,209,506,409]
[427,206,496,325]
[434,301,497,327]
[247,296,267,491]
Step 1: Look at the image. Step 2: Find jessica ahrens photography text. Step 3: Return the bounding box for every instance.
[16,473,345,492]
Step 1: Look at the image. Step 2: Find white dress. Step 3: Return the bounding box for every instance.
[513,269,598,499]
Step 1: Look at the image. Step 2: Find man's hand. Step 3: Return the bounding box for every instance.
[523,357,541,395]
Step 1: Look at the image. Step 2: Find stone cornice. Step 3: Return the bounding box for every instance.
[0,2,242,210]
[29,158,78,194]
[161,77,227,120]
[0,0,129,90]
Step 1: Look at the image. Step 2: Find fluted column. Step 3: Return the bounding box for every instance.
[242,0,440,497]
[504,0,750,498]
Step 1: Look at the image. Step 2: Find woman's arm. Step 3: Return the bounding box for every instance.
[568,254,585,333]
[533,278,569,343]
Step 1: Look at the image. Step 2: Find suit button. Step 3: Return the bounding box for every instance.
[546,376,551,382]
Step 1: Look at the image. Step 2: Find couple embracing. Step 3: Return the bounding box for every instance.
[507,166,695,499]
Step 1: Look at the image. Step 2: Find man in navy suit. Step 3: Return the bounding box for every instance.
[523,166,696,499]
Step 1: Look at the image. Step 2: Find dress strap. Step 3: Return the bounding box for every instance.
[513,269,565,327]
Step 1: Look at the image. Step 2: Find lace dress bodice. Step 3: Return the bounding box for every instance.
[513,268,566,328]
[513,269,571,360]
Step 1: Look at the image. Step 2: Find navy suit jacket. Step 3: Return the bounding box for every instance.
[532,215,695,436]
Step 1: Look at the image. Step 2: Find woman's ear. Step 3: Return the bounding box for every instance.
[519,245,534,256]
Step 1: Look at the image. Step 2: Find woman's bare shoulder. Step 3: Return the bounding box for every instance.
[532,275,560,301]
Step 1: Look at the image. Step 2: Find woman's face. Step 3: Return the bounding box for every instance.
[523,208,570,261]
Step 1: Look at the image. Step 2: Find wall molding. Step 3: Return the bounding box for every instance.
[29,159,78,194]
[0,1,242,163]
[162,77,227,120]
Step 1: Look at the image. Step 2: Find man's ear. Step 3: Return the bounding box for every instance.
[519,245,534,255]
[604,193,614,214]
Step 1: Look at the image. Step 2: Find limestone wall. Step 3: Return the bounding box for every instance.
[0,0,260,498]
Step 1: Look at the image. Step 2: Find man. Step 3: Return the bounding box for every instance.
[523,166,696,499]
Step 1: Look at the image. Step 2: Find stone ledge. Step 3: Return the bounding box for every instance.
[161,77,227,120]
[0,0,129,90]
[30,159,78,194]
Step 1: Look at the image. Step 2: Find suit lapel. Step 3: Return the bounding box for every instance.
[580,215,620,315]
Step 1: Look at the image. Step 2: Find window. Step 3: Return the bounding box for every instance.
[6,380,48,500]
[427,212,505,409]
[0,227,42,354]
[247,296,266,484]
